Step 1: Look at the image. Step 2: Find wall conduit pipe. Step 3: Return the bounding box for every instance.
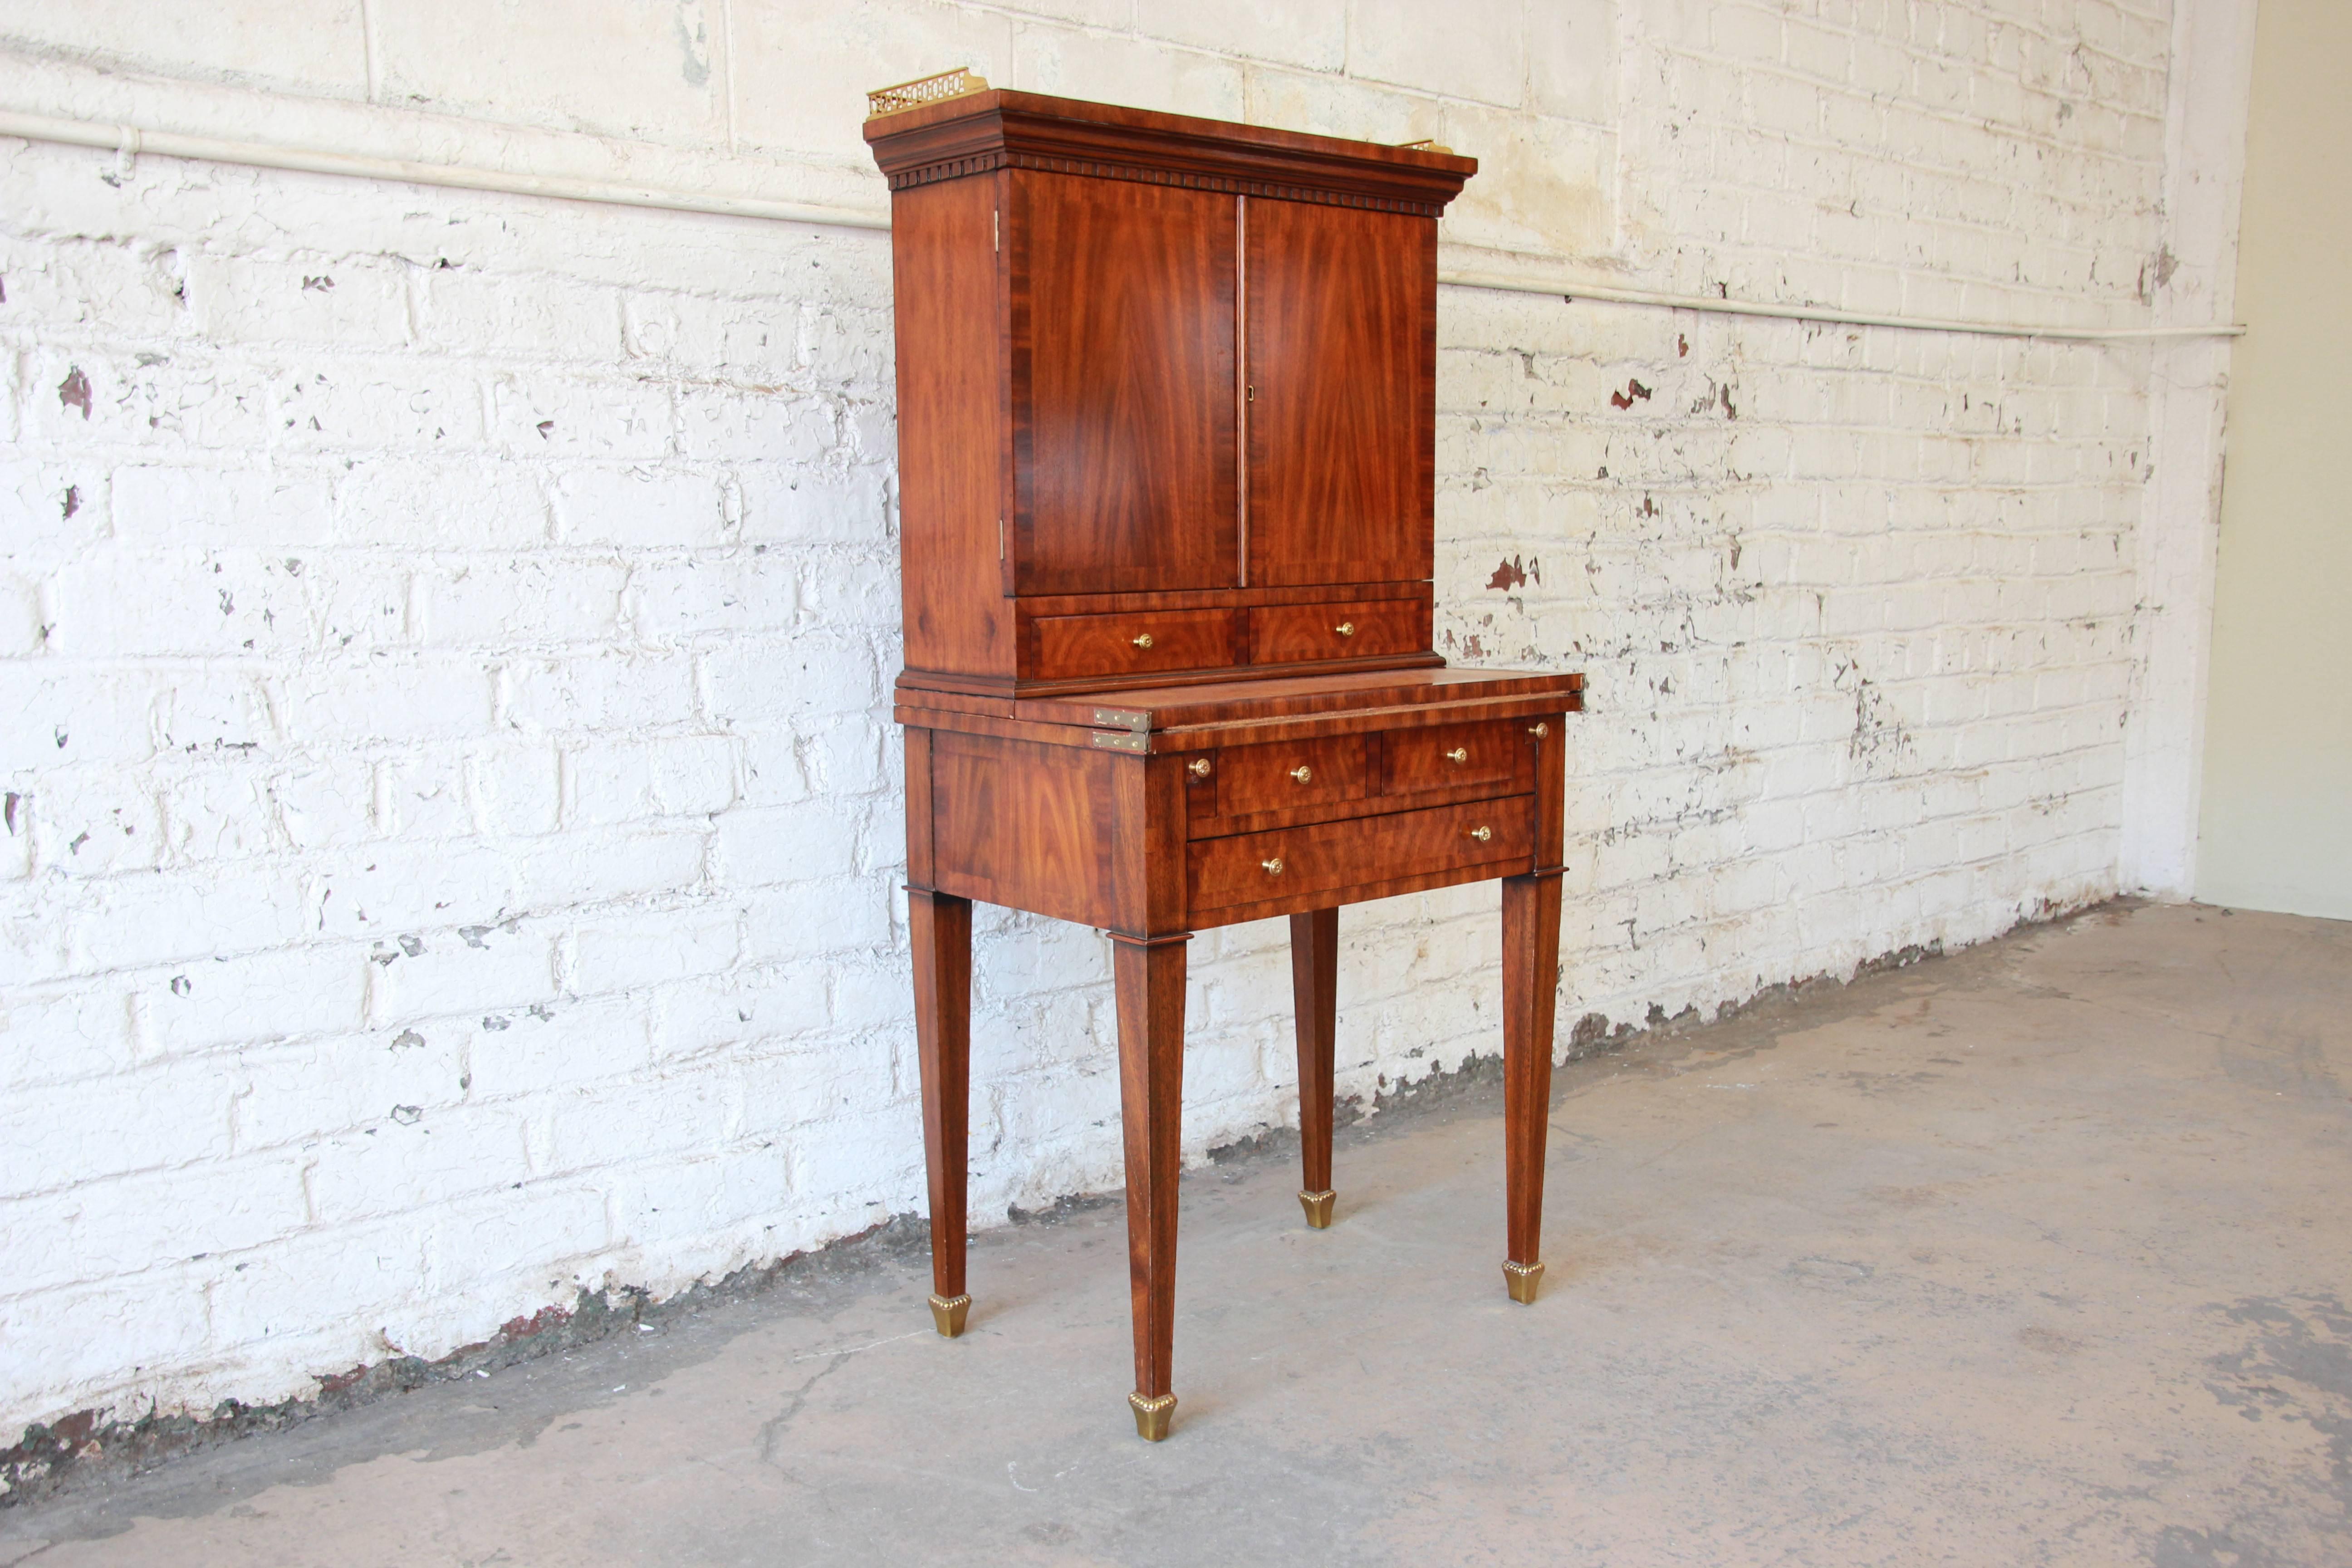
[0,107,2243,345]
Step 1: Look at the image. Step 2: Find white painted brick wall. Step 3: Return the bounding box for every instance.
[0,0,2201,1455]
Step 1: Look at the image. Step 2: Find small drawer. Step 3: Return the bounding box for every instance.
[1031,609,1236,681]
[1190,798,1531,914]
[1204,734,1368,819]
[1382,719,1535,798]
[1250,600,1424,665]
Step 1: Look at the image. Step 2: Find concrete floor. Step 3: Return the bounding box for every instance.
[4,900,2349,1567]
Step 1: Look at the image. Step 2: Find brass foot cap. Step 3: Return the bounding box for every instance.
[929,1293,971,1338]
[1503,1260,1545,1305]
[1298,1189,1336,1229]
[1128,1392,1177,1441]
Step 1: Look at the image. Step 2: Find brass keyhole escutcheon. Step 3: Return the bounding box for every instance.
[1444,746,1469,764]
[1132,633,1154,649]
[1188,757,1213,778]
[1262,857,1285,876]
[1528,722,1548,738]
[1289,764,1313,783]
[1467,825,1493,843]
[1334,622,1355,637]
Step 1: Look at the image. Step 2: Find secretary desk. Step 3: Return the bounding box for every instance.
[865,73,1585,1441]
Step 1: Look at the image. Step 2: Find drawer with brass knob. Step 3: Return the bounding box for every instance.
[1248,601,1426,666]
[1029,608,1236,681]
[1187,798,1534,923]
[1203,733,1369,818]
[1382,719,1534,799]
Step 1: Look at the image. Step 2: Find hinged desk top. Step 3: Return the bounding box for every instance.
[896,666,1586,752]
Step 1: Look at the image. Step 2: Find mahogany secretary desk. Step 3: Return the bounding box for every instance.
[865,74,1585,1441]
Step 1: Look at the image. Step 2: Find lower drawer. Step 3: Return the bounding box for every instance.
[1030,609,1236,681]
[1189,797,1532,916]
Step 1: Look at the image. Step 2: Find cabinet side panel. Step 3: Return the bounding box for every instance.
[930,731,1120,927]
[1011,172,1239,596]
[894,176,1013,681]
[1246,201,1436,589]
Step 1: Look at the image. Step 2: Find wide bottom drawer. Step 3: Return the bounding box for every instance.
[1188,796,1533,918]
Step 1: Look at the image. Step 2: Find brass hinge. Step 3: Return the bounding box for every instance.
[1091,708,1151,733]
[866,68,990,121]
[1090,730,1148,753]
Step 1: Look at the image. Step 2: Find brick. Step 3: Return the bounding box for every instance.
[416,555,628,648]
[501,651,698,734]
[367,921,561,1025]
[1016,25,1247,121]
[465,992,655,1098]
[550,467,727,549]
[735,466,888,547]
[110,465,335,548]
[185,254,412,354]
[336,460,550,549]
[302,1103,537,1228]
[564,904,740,996]
[282,656,495,744]
[0,1156,310,1298]
[627,552,799,642]
[413,268,626,362]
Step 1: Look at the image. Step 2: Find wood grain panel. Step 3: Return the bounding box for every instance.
[1030,608,1237,681]
[1012,172,1237,594]
[1188,797,1530,916]
[1249,598,1427,665]
[1381,718,1535,798]
[1246,199,1434,588]
[892,175,1014,680]
[929,731,1118,928]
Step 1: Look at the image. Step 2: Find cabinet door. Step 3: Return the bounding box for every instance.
[1011,174,1238,595]
[1245,200,1434,587]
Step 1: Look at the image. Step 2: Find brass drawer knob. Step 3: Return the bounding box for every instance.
[1289,764,1313,783]
[1188,757,1213,779]
[1132,633,1154,649]
[1334,622,1355,637]
[1528,722,1548,738]
[1467,825,1493,843]
[1444,746,1469,764]
[1262,857,1285,876]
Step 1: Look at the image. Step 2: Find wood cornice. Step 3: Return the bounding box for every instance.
[864,89,1476,215]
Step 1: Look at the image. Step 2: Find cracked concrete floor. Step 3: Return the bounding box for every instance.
[5,900,2350,1567]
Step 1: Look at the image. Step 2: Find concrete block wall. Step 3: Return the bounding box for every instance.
[0,0,2203,1459]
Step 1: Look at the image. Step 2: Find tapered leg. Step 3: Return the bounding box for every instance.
[909,888,973,1337]
[1500,872,1563,1303]
[1289,908,1338,1228]
[1112,933,1188,1440]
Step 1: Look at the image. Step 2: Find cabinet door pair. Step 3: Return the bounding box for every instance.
[1008,173,1436,597]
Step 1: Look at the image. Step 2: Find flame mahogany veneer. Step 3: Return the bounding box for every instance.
[871,89,1586,1440]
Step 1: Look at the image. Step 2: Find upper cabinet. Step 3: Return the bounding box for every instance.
[1245,201,1434,589]
[868,85,1472,696]
[1014,174,1238,597]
